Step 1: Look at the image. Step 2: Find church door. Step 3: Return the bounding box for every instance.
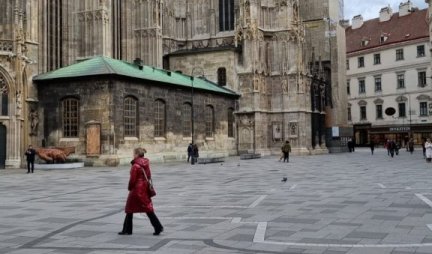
[0,124,6,169]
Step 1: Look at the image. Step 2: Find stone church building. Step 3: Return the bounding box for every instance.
[0,0,348,168]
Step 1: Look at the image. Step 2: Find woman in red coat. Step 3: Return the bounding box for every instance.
[119,148,163,235]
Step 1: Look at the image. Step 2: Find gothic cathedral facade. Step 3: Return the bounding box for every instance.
[0,0,347,168]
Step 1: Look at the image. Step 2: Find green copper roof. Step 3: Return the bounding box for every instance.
[33,56,239,97]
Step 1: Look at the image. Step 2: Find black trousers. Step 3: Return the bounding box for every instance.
[121,212,163,234]
[27,160,34,173]
[283,152,289,162]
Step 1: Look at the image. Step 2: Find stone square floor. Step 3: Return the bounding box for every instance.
[2,148,432,253]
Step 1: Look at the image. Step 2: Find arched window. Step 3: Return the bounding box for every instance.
[62,98,79,137]
[227,108,234,137]
[0,77,8,116]
[219,0,234,31]
[124,96,138,137]
[154,99,166,137]
[217,67,227,86]
[182,103,192,137]
[206,105,215,138]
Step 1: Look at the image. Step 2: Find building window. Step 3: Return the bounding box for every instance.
[217,67,227,86]
[374,54,381,65]
[418,71,427,87]
[219,0,234,32]
[420,102,428,116]
[376,105,383,119]
[396,49,404,61]
[0,78,7,116]
[417,45,426,57]
[205,105,215,138]
[397,73,405,89]
[346,59,350,70]
[374,77,382,92]
[348,107,352,121]
[228,108,234,138]
[154,99,166,137]
[182,103,192,137]
[124,96,138,137]
[360,106,367,120]
[347,80,350,95]
[47,0,63,71]
[358,57,364,68]
[62,98,79,137]
[359,79,366,94]
[398,103,406,118]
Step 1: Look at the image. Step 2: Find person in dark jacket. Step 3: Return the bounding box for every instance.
[369,141,375,155]
[281,141,292,163]
[191,144,199,165]
[119,148,163,236]
[389,140,396,158]
[25,145,36,173]
[408,138,414,154]
[187,143,193,162]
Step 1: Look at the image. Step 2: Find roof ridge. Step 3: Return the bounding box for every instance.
[99,56,119,74]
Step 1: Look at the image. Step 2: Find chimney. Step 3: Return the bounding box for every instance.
[352,15,363,29]
[133,58,144,70]
[399,0,414,17]
[379,6,393,22]
[340,19,350,29]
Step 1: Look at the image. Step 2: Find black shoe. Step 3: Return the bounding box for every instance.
[153,227,164,236]
[118,232,132,235]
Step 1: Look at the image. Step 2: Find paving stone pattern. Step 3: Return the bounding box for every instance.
[1,148,432,253]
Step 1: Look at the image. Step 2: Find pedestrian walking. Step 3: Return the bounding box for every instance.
[187,143,193,162]
[25,145,36,173]
[347,139,353,153]
[389,140,396,158]
[422,138,426,159]
[385,140,391,156]
[281,141,291,163]
[408,138,414,155]
[191,144,199,165]
[369,140,375,155]
[425,139,432,163]
[119,148,163,236]
[395,142,400,156]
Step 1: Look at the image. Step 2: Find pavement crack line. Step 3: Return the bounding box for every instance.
[20,208,123,249]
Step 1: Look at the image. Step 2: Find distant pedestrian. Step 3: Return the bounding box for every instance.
[281,141,291,163]
[187,143,193,162]
[191,144,199,165]
[425,139,432,163]
[369,141,375,155]
[389,140,396,158]
[395,142,401,156]
[25,145,36,174]
[408,139,414,155]
[385,140,391,156]
[119,148,163,236]
[347,139,353,153]
[422,138,427,159]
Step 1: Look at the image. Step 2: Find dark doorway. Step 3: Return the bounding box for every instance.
[0,124,6,169]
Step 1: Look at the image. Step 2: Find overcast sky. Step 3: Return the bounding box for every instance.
[345,0,428,20]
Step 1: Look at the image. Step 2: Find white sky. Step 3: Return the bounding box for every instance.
[344,0,428,20]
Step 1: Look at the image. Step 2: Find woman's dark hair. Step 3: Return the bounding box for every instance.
[134,148,147,158]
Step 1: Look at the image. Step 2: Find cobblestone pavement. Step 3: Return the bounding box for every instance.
[2,148,432,253]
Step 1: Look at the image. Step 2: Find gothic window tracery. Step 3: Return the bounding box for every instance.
[219,0,234,31]
[155,99,166,137]
[206,105,215,138]
[0,77,8,116]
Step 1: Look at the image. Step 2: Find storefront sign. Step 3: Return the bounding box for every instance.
[389,127,411,132]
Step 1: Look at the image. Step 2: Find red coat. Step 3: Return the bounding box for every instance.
[125,158,154,213]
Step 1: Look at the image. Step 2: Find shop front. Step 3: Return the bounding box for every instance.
[365,124,432,147]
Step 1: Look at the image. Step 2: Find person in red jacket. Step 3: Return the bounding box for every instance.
[119,148,163,236]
